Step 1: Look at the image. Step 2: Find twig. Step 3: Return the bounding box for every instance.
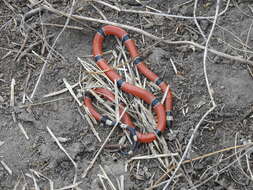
[40,23,84,31]
[30,0,76,99]
[94,0,121,11]
[10,79,15,107]
[27,173,40,190]
[166,108,216,189]
[1,160,12,175]
[23,7,43,21]
[91,3,109,23]
[17,34,54,62]
[162,0,220,188]
[82,107,127,178]
[0,141,4,147]
[98,174,107,190]
[55,182,82,190]
[243,106,253,120]
[10,78,30,139]
[193,0,207,41]
[234,133,252,181]
[47,126,78,187]
[13,179,20,190]
[135,0,163,13]
[63,78,82,106]
[99,165,117,190]
[169,58,178,75]
[19,97,69,108]
[203,0,220,107]
[22,69,31,104]
[43,76,87,98]
[189,146,253,189]
[0,46,33,55]
[128,153,179,162]
[148,175,182,190]
[30,169,54,190]
[151,142,253,189]
[2,0,15,13]
[247,65,253,79]
[120,175,124,190]
[92,0,227,20]
[246,152,253,181]
[14,33,29,61]
[161,85,170,105]
[43,5,253,66]
[244,20,253,79]
[84,111,102,142]
[18,123,29,140]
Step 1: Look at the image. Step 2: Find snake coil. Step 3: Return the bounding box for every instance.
[84,25,173,152]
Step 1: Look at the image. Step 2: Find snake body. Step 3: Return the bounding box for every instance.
[84,25,173,144]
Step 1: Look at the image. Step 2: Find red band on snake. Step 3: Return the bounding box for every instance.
[83,25,173,143]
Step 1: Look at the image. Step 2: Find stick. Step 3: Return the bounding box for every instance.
[193,0,207,41]
[92,0,229,20]
[63,78,82,106]
[40,23,84,31]
[47,126,78,187]
[30,0,76,99]
[1,160,12,175]
[18,123,29,140]
[43,5,253,66]
[0,141,4,147]
[43,76,87,98]
[150,142,253,189]
[82,107,127,178]
[202,0,220,107]
[189,146,253,189]
[128,153,179,162]
[10,79,15,107]
[162,0,220,187]
[84,113,102,142]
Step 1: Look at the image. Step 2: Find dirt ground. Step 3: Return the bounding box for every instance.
[0,0,253,189]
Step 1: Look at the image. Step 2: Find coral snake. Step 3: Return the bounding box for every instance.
[83,25,173,153]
